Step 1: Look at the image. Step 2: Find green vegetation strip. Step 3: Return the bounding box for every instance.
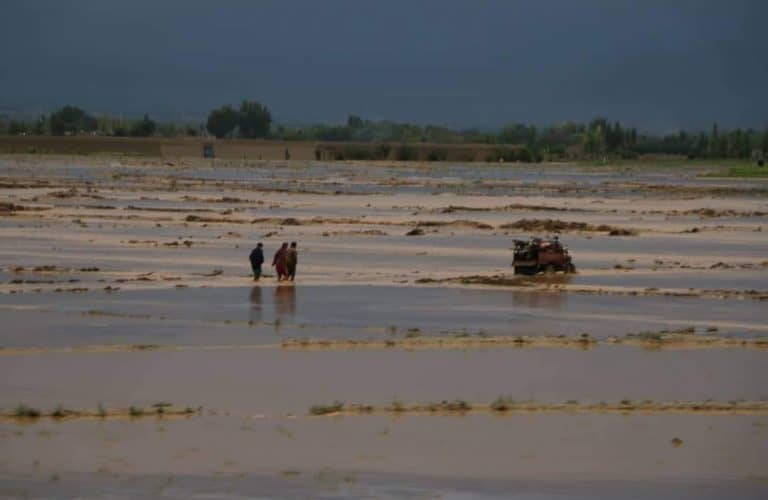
[2,403,202,422]
[703,165,768,178]
[309,399,768,417]
[283,332,768,351]
[1,331,766,356]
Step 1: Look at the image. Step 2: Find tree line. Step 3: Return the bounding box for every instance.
[0,106,196,138]
[2,102,767,161]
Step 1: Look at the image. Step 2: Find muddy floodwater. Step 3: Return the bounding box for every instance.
[1,285,767,349]
[1,156,767,498]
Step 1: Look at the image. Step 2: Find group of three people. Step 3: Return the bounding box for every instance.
[249,242,298,282]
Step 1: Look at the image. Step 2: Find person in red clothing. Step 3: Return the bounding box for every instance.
[286,242,298,281]
[272,242,288,281]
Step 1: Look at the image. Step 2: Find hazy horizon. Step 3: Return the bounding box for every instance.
[1,0,766,133]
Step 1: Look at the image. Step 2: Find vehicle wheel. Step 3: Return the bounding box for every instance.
[567,263,576,273]
[545,264,556,274]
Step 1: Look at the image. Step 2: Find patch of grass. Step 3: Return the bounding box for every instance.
[14,404,41,418]
[388,398,406,412]
[131,344,161,351]
[425,401,442,412]
[490,397,512,412]
[50,404,69,418]
[405,328,421,338]
[445,399,472,411]
[628,331,663,341]
[309,401,344,416]
[426,399,472,412]
[578,333,594,344]
[713,165,768,178]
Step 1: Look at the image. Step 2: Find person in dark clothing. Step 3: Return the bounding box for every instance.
[249,243,264,281]
[286,242,298,281]
[272,242,288,281]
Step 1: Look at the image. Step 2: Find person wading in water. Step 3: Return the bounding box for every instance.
[272,242,288,281]
[286,242,298,281]
[249,242,264,281]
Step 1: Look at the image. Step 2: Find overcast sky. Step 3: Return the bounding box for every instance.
[1,0,765,131]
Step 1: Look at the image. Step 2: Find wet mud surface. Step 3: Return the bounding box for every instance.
[1,414,767,498]
[1,156,767,498]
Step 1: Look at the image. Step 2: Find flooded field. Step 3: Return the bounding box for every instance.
[1,156,767,498]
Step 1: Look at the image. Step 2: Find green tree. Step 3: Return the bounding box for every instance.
[130,114,156,137]
[347,115,364,129]
[185,125,199,137]
[50,105,97,135]
[206,105,239,138]
[157,122,178,138]
[694,132,708,157]
[739,130,751,158]
[762,128,768,155]
[8,120,28,135]
[32,115,48,135]
[708,123,719,157]
[238,100,271,138]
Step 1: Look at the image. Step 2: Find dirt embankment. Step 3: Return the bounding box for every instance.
[183,215,497,230]
[0,202,52,214]
[416,274,768,300]
[438,204,592,214]
[499,218,637,235]
[642,207,768,218]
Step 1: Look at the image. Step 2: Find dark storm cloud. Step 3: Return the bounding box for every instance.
[1,0,765,131]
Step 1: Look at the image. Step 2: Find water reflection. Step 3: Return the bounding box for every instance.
[274,284,296,319]
[249,286,263,324]
[509,275,573,310]
[510,290,567,310]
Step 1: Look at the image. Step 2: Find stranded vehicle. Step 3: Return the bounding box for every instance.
[512,236,576,275]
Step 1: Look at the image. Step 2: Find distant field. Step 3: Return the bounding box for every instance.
[0,136,525,162]
[720,165,768,178]
[0,136,317,160]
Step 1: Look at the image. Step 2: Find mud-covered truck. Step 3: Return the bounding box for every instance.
[512,237,575,275]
